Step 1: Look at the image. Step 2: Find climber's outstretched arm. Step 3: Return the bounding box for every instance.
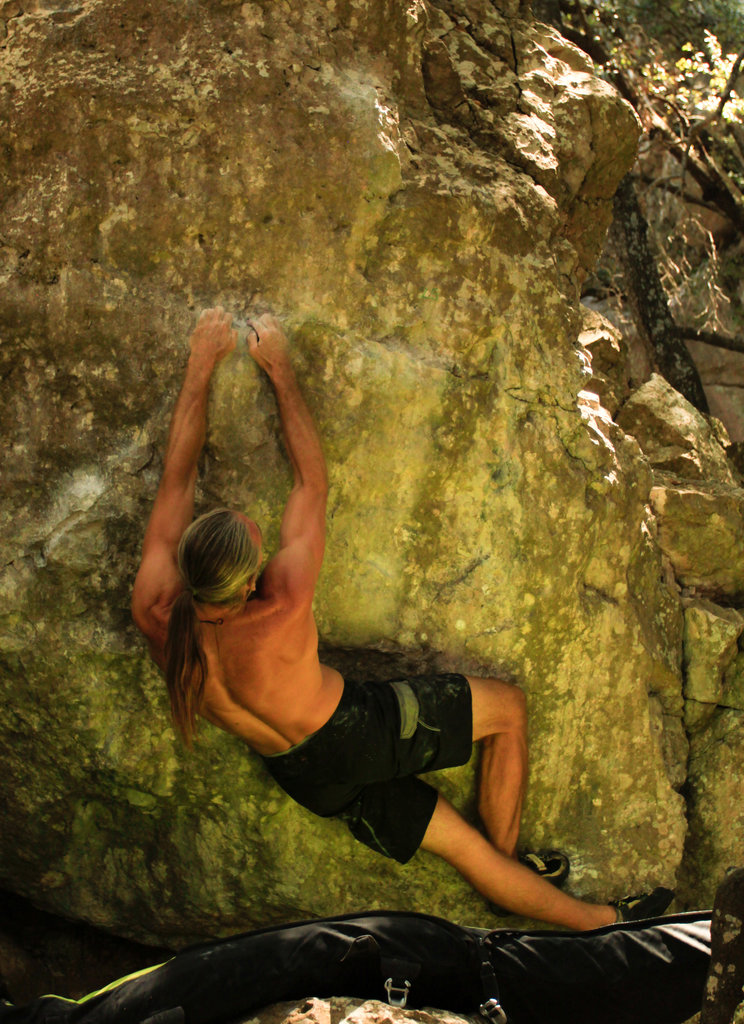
[248,314,328,602]
[132,307,236,638]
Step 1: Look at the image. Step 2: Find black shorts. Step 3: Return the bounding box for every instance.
[261,673,473,864]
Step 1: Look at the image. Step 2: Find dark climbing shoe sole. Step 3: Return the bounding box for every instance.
[519,848,570,887]
[611,886,675,922]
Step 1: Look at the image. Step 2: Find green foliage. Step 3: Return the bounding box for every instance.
[563,1,744,203]
[676,33,744,124]
[563,0,744,117]
[566,0,744,362]
[578,0,744,50]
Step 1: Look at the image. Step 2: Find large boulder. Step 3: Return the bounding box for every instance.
[0,0,701,947]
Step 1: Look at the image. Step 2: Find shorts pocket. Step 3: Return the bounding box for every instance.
[390,680,420,740]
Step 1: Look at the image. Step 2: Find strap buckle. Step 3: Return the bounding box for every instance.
[479,997,507,1023]
[384,978,411,1008]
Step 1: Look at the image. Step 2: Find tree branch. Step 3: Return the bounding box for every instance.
[636,171,725,213]
[680,45,744,205]
[610,174,709,412]
[674,326,744,356]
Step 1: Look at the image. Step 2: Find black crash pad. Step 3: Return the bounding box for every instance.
[0,909,711,1024]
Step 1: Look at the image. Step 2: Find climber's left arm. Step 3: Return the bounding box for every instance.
[131,308,236,638]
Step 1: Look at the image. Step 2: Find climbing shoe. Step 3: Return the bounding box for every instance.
[611,886,675,923]
[518,849,571,887]
[489,848,571,916]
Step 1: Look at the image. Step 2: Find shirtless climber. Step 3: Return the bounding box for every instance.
[132,307,672,929]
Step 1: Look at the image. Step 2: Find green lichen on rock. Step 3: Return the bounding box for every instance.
[679,710,744,907]
[683,600,744,718]
[619,375,744,602]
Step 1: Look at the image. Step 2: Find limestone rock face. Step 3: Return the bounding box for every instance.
[617,374,744,602]
[684,600,744,714]
[680,600,744,903]
[616,374,738,485]
[577,308,629,416]
[689,337,744,445]
[617,377,744,908]
[0,0,720,948]
[649,484,744,601]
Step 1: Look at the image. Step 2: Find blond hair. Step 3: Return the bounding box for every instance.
[165,508,261,745]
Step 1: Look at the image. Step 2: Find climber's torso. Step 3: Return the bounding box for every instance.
[146,571,344,756]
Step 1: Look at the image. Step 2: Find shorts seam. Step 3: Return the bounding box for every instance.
[359,815,393,859]
[417,717,441,733]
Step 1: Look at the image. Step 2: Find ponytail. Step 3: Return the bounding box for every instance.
[164,508,261,747]
[165,590,207,748]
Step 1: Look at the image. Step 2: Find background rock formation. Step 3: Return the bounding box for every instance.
[701,868,744,1024]
[0,0,739,947]
[236,996,478,1024]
